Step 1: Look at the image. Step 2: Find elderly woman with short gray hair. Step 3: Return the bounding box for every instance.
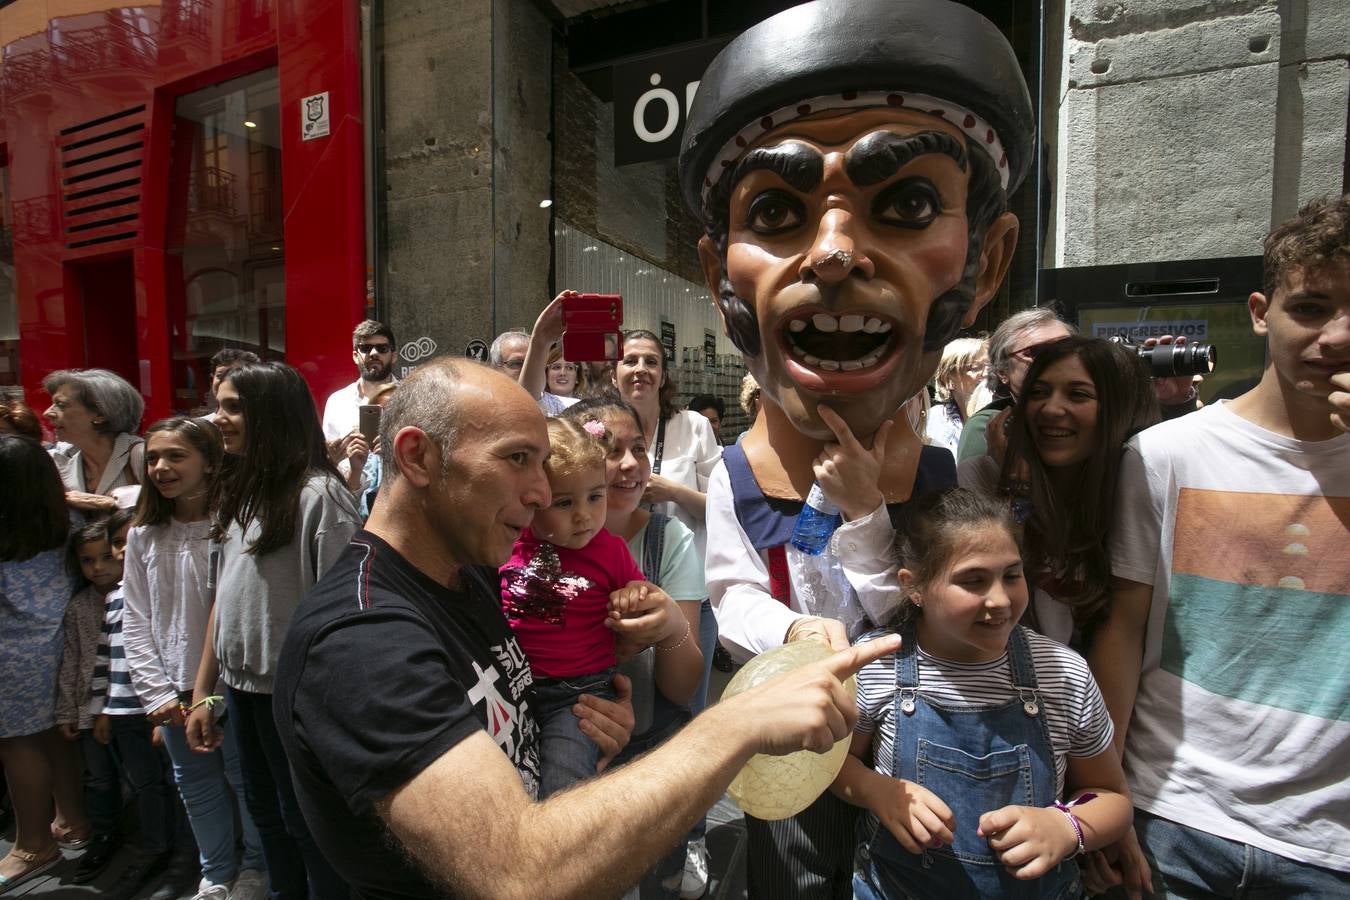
[41,369,145,514]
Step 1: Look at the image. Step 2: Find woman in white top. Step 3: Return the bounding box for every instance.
[42,369,145,515]
[612,330,722,554]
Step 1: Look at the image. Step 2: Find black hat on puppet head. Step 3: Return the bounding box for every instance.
[679,0,1034,218]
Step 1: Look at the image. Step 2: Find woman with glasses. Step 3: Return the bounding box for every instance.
[924,337,990,459]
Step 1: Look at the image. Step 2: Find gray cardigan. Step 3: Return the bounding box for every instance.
[49,432,145,496]
[213,473,359,694]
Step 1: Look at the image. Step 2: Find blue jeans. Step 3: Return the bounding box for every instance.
[615,693,693,896]
[81,715,174,854]
[531,666,616,799]
[1134,808,1350,899]
[161,718,266,886]
[227,688,346,900]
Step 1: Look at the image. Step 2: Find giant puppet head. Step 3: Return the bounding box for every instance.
[679,0,1034,441]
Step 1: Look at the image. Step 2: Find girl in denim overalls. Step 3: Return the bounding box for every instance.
[831,488,1132,899]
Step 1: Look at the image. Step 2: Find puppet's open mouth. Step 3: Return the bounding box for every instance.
[782,311,895,371]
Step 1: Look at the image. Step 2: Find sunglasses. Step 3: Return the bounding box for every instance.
[357,343,392,355]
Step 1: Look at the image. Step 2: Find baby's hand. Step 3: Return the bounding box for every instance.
[978,805,1079,880]
[608,581,650,617]
[870,778,955,854]
[606,582,682,650]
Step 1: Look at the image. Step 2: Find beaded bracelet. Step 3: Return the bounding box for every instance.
[1053,792,1097,859]
[657,620,692,652]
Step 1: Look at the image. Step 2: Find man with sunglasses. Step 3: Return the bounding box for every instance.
[323,319,400,448]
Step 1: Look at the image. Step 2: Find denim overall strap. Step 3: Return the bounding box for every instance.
[856,624,1082,900]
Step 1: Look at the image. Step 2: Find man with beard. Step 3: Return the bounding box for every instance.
[679,0,1034,894]
[323,319,400,447]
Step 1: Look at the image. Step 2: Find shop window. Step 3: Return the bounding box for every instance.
[165,67,282,412]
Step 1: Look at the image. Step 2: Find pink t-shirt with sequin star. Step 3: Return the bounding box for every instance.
[499,527,645,679]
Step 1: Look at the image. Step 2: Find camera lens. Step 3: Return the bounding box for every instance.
[1143,343,1217,378]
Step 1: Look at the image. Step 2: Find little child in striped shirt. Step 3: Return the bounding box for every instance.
[56,510,174,887]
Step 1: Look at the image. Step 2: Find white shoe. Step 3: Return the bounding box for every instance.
[679,837,709,899]
[191,881,231,900]
[231,868,269,900]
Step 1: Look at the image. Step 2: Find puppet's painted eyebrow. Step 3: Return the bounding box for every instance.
[845,131,967,187]
[730,142,825,194]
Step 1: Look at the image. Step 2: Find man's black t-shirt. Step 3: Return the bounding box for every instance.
[273,531,540,899]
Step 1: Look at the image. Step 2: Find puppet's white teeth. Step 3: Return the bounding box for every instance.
[811,313,839,333]
[878,321,892,333]
[819,359,840,371]
[788,319,807,332]
[791,344,806,357]
[803,353,821,366]
[839,314,864,333]
[863,317,884,333]
[841,359,863,371]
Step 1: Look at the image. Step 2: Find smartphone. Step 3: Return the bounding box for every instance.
[359,404,382,444]
[562,293,623,362]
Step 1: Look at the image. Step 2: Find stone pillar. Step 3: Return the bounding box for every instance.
[377,0,554,373]
[1050,0,1349,267]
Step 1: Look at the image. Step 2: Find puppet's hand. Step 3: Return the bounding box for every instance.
[812,405,890,521]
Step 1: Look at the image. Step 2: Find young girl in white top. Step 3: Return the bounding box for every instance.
[122,417,266,899]
[832,488,1132,900]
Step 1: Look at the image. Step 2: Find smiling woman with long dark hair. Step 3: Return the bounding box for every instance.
[959,337,1159,647]
[186,362,359,899]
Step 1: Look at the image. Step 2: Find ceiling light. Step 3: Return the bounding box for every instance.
[539,199,553,208]
[243,120,257,128]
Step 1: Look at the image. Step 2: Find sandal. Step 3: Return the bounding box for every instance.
[0,846,62,895]
[52,825,92,850]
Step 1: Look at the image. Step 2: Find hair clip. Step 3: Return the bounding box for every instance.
[582,419,607,438]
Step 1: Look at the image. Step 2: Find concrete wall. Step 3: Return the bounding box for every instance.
[378,0,554,372]
[1050,0,1349,267]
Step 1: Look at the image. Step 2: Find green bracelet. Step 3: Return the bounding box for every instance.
[185,695,224,713]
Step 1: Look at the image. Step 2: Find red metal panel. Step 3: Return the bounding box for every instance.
[276,0,367,403]
[7,0,365,421]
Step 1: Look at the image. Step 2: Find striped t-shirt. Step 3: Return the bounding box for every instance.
[89,585,145,717]
[854,627,1114,797]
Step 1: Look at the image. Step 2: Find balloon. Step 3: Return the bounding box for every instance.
[722,640,856,821]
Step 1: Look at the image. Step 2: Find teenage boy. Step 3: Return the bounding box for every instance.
[1091,195,1350,897]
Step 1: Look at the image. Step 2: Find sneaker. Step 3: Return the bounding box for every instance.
[679,837,709,899]
[73,832,122,884]
[231,868,269,900]
[191,881,232,900]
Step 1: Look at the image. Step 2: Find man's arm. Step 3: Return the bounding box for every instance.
[1088,578,1152,757]
[376,636,898,900]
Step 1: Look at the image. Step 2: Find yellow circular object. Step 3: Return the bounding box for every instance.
[722,641,856,821]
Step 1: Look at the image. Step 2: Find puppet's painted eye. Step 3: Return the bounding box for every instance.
[746,191,804,234]
[874,179,940,228]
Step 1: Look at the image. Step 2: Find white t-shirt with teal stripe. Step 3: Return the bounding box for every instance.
[1110,401,1350,872]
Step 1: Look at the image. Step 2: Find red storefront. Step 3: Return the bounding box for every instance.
[0,0,366,420]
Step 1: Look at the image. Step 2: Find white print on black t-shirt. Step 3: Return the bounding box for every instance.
[468,638,540,799]
[494,638,533,703]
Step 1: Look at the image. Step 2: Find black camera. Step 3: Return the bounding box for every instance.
[1108,335,1217,378]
